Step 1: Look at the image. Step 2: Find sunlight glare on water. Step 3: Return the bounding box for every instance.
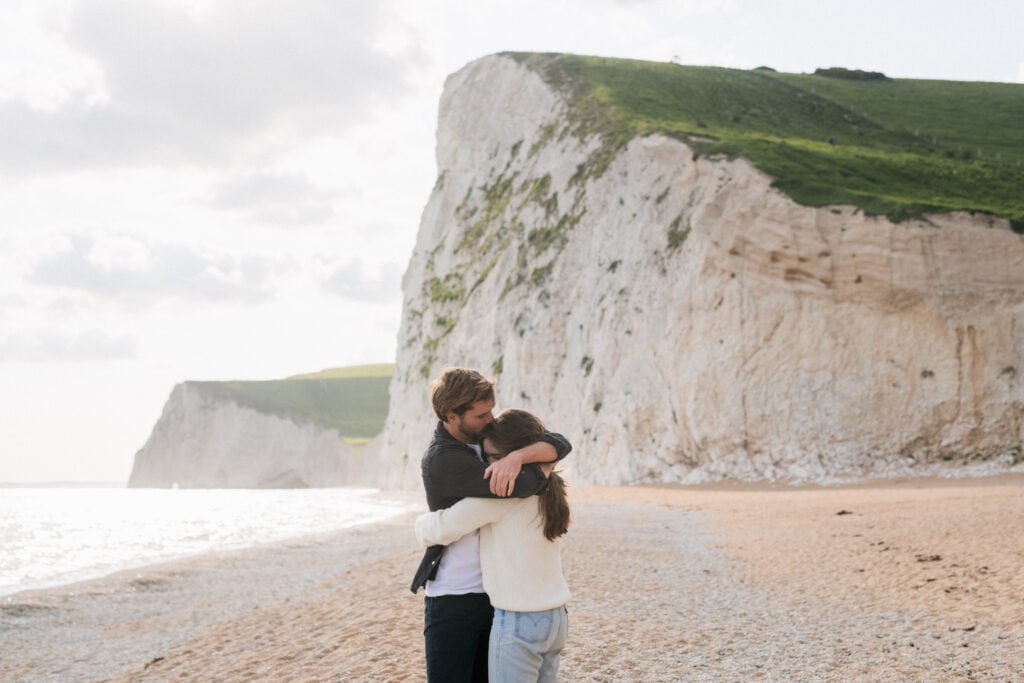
[0,487,410,597]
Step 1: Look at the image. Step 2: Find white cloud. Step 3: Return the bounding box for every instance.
[0,0,423,173]
[1017,62,1024,84]
[28,232,279,303]
[0,1,106,111]
[322,256,403,303]
[77,232,152,271]
[205,171,345,227]
[0,327,138,363]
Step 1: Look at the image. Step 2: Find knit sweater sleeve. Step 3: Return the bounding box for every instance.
[414,497,519,547]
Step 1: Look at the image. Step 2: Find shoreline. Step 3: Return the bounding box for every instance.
[1,510,426,683]
[2,475,1022,681]
[0,487,420,601]
[5,472,1017,601]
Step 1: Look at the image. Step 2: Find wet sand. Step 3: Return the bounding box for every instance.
[2,475,1022,681]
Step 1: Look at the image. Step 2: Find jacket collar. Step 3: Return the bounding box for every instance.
[433,420,478,449]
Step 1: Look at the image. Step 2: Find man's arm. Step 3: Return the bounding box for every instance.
[414,497,515,547]
[539,432,572,461]
[485,431,573,496]
[427,447,548,502]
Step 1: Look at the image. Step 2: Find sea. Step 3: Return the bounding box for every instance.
[0,485,414,598]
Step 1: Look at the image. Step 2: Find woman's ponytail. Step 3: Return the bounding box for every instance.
[540,471,570,541]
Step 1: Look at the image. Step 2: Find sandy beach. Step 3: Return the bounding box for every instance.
[2,475,1022,682]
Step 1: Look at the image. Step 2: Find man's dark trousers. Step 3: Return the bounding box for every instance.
[424,592,493,683]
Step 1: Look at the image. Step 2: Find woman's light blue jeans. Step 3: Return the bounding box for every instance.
[489,606,568,682]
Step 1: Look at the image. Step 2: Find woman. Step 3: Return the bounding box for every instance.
[415,409,571,683]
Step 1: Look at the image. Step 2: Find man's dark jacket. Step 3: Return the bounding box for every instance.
[409,422,572,593]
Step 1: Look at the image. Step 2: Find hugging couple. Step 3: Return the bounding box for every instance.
[411,367,573,683]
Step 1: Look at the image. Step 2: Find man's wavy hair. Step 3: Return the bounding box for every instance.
[430,367,496,421]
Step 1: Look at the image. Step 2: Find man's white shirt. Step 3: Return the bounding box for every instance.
[424,443,487,596]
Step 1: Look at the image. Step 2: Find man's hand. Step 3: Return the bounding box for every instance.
[484,451,526,496]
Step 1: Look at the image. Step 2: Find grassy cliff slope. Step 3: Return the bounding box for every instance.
[191,364,393,441]
[509,53,1024,229]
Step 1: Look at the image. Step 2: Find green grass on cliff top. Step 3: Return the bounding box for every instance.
[286,363,395,380]
[507,53,1024,229]
[190,364,394,440]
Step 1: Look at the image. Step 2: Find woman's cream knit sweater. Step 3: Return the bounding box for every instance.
[415,496,570,612]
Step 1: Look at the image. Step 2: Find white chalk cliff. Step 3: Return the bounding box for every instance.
[128,383,374,488]
[378,54,1024,488]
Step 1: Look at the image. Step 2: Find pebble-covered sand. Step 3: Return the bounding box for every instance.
[2,476,1022,682]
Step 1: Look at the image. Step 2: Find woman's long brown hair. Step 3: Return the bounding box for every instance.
[485,409,570,541]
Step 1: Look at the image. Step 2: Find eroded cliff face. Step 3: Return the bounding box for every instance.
[378,54,1024,488]
[128,383,373,488]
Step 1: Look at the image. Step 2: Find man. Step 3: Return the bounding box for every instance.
[411,367,572,683]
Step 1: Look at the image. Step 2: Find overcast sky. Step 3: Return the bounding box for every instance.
[1,0,1021,482]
